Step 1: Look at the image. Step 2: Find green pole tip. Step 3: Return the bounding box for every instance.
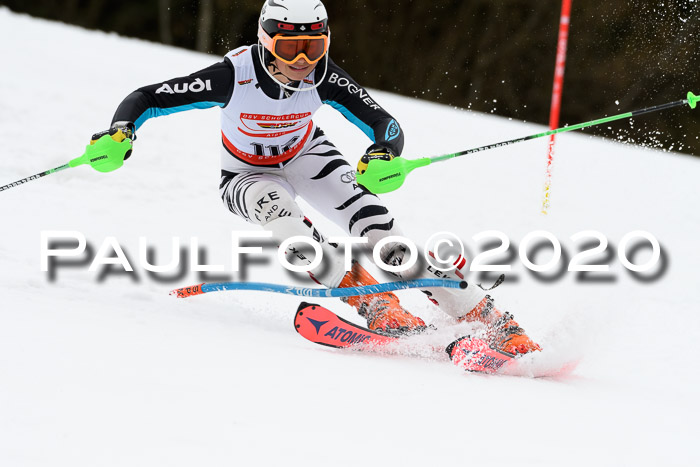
[688,91,698,109]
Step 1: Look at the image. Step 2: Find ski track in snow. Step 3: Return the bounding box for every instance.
[1,8,699,467]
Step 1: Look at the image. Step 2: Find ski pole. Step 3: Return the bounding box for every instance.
[171,278,467,298]
[0,163,72,192]
[356,91,700,194]
[0,133,132,193]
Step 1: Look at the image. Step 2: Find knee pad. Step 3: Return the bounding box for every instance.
[230,177,302,226]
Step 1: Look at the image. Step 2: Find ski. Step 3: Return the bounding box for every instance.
[294,302,399,350]
[294,302,578,377]
[445,336,516,374]
[446,336,579,377]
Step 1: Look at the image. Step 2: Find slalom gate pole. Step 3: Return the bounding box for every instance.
[541,0,573,215]
[171,278,467,298]
[355,92,700,194]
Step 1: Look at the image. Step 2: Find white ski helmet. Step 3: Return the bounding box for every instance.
[260,0,328,33]
[257,0,330,92]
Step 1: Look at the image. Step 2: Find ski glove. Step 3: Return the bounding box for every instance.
[357,144,397,175]
[91,121,136,160]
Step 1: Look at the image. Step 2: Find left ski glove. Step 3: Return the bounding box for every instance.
[357,144,396,175]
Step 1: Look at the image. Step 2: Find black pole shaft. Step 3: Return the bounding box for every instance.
[0,164,70,192]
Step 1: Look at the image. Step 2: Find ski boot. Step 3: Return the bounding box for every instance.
[460,295,541,355]
[339,261,427,336]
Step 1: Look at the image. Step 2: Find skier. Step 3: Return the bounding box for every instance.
[94,0,540,355]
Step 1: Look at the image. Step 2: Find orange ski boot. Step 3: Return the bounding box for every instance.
[460,296,541,355]
[339,261,427,336]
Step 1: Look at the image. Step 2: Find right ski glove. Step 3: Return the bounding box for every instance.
[357,144,396,175]
[90,121,136,160]
[78,121,135,173]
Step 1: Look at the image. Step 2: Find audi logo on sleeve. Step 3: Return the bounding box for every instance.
[155,78,212,94]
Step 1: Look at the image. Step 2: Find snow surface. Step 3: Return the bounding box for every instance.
[1,8,699,467]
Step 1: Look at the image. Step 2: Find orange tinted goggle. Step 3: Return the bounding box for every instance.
[260,26,329,65]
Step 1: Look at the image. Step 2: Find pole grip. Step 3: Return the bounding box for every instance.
[70,134,132,172]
